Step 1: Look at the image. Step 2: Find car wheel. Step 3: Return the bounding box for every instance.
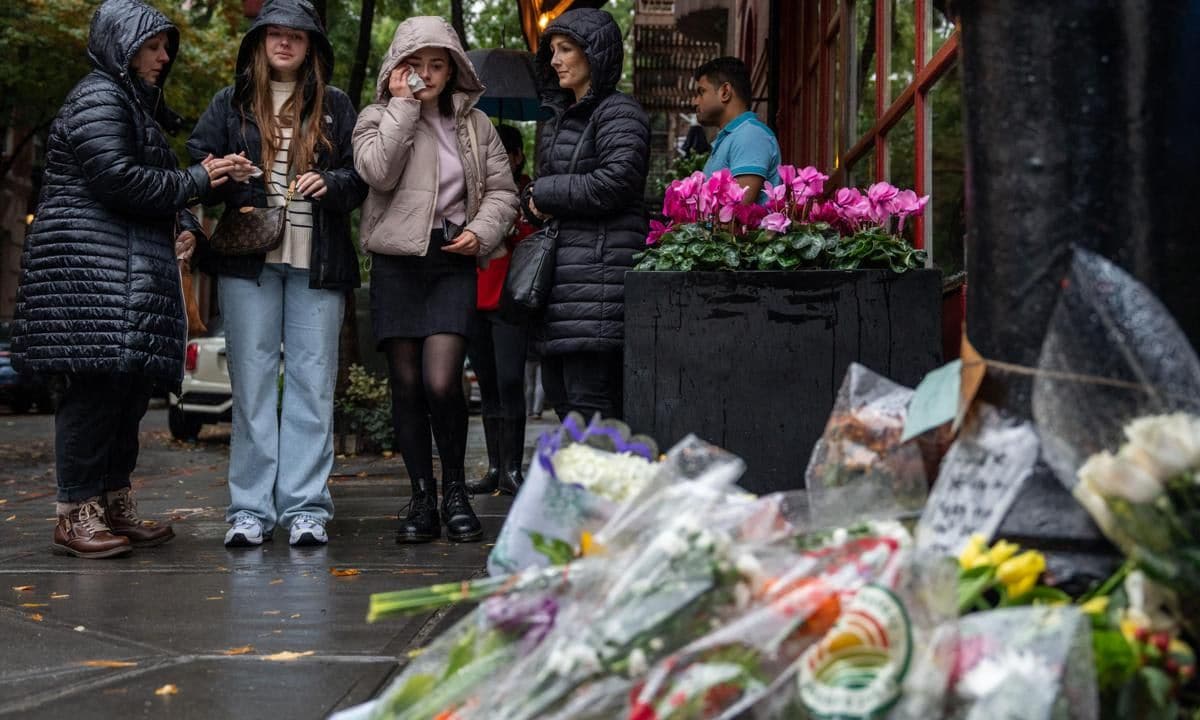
[9,390,31,414]
[168,404,203,441]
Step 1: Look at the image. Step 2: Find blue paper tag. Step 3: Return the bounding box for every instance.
[901,359,962,442]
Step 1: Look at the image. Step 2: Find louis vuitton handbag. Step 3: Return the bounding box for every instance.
[209,178,294,256]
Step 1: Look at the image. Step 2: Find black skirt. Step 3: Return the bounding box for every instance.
[370,230,477,344]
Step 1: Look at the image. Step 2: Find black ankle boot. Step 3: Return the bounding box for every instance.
[441,469,483,543]
[498,416,526,496]
[467,417,502,494]
[396,477,440,544]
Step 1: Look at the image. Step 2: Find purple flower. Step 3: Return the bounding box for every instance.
[733,202,768,229]
[483,595,559,653]
[793,166,829,201]
[762,182,788,213]
[887,189,929,233]
[760,212,792,233]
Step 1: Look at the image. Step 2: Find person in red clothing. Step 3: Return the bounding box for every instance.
[467,124,534,495]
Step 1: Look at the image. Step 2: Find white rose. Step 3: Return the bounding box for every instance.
[1077,450,1163,503]
[1123,413,1200,478]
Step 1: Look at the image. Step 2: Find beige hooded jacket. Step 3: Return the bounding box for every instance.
[353,17,518,260]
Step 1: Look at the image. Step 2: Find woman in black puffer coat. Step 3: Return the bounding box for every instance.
[524,8,650,421]
[11,0,232,559]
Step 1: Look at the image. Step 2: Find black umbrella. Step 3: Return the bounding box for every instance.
[467,48,547,121]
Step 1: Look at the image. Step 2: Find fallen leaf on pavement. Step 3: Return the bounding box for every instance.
[74,626,86,632]
[262,610,281,616]
[12,586,33,592]
[82,660,138,668]
[28,613,43,622]
[356,471,368,478]
[20,603,48,608]
[222,645,255,656]
[5,515,14,521]
[269,579,283,585]
[205,596,223,601]
[262,650,314,662]
[289,613,300,619]
[154,684,178,696]
[330,568,360,577]
[0,499,7,505]
[50,593,69,599]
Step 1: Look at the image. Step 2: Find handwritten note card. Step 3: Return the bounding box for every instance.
[916,404,1040,556]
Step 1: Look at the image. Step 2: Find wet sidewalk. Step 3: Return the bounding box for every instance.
[0,408,552,718]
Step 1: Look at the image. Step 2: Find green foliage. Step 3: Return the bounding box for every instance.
[634,221,926,273]
[528,531,575,566]
[652,151,708,198]
[335,364,393,452]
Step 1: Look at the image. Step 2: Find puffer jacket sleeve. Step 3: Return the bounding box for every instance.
[531,95,650,218]
[465,112,519,255]
[177,207,206,243]
[186,87,236,206]
[352,97,421,191]
[68,89,210,218]
[317,89,369,214]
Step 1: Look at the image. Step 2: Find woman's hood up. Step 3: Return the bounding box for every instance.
[87,0,179,89]
[536,8,623,104]
[234,0,334,106]
[373,16,484,109]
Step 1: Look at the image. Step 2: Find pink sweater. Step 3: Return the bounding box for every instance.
[423,105,467,226]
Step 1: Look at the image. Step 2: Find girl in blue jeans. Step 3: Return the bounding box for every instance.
[188,0,366,547]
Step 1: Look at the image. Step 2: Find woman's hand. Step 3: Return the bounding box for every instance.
[443,229,480,256]
[220,152,258,183]
[200,153,232,187]
[388,65,414,100]
[174,230,196,261]
[296,171,327,199]
[528,195,549,221]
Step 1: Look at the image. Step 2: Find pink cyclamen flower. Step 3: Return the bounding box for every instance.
[760,212,792,233]
[646,219,671,245]
[808,200,840,225]
[831,187,871,227]
[866,182,900,225]
[888,189,929,232]
[733,202,768,229]
[793,166,829,201]
[762,182,788,213]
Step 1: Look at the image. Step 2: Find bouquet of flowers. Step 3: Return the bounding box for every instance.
[635,165,927,273]
[1071,413,1200,626]
[488,413,661,575]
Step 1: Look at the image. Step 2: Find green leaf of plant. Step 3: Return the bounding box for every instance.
[527,531,575,566]
[443,626,478,680]
[957,566,996,614]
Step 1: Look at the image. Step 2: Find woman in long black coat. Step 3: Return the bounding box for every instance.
[524,8,650,421]
[11,0,232,558]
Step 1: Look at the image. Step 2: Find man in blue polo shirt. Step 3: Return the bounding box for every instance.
[693,57,781,204]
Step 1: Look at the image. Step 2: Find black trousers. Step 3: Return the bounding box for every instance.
[541,350,624,421]
[55,373,153,502]
[467,311,529,420]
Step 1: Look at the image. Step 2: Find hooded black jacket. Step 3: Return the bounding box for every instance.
[186,0,367,289]
[531,8,650,356]
[12,0,209,385]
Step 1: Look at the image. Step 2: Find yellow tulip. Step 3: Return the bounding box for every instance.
[1080,596,1110,616]
[958,534,991,570]
[580,531,603,557]
[987,539,1020,566]
[996,550,1046,598]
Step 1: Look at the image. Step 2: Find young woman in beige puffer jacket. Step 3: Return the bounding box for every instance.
[353,16,518,545]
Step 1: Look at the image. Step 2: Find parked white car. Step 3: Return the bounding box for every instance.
[168,323,233,440]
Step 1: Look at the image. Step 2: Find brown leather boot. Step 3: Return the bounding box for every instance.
[104,488,175,547]
[52,499,132,558]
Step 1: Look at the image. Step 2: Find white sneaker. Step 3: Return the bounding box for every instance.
[289,514,328,546]
[224,513,266,547]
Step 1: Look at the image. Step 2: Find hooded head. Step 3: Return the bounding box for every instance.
[87,0,181,125]
[536,9,623,106]
[234,0,333,108]
[374,17,484,115]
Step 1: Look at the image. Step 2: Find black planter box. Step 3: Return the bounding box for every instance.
[624,270,943,495]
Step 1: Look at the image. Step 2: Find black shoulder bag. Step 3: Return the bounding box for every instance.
[501,117,592,316]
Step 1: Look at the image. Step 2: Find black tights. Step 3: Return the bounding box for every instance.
[385,334,468,482]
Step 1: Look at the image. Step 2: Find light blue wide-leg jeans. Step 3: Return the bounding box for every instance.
[219,264,343,532]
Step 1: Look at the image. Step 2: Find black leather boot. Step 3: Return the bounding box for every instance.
[396,477,440,544]
[441,469,483,543]
[467,417,502,494]
[498,416,526,496]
